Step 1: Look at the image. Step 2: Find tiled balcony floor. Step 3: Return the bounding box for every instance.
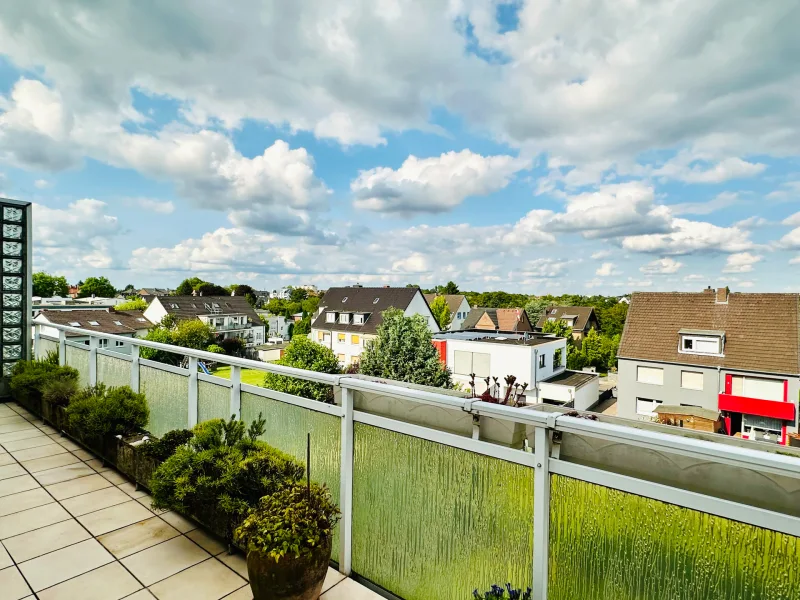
[0,402,380,600]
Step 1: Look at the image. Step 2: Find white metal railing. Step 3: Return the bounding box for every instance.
[32,322,800,600]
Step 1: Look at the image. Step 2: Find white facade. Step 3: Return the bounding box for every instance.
[538,376,600,411]
[449,297,472,331]
[258,314,290,339]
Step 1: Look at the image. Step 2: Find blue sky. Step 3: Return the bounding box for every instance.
[1,0,799,294]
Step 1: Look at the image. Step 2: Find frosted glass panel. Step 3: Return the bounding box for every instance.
[140,365,189,437]
[97,354,131,389]
[37,337,59,357]
[198,380,231,422]
[241,391,341,561]
[65,345,90,388]
[352,424,534,600]
[548,474,800,600]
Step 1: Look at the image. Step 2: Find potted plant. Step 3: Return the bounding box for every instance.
[235,482,340,600]
[473,584,532,599]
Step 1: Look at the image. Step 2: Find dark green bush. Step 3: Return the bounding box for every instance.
[66,384,149,441]
[139,429,194,461]
[41,367,80,407]
[10,359,79,412]
[234,482,340,561]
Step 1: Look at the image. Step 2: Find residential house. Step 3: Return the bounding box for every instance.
[310,286,440,366]
[67,285,80,299]
[270,287,293,300]
[257,312,290,340]
[144,296,266,347]
[617,288,800,444]
[535,306,599,344]
[423,294,471,330]
[433,331,599,409]
[34,309,151,354]
[137,288,172,298]
[460,307,534,332]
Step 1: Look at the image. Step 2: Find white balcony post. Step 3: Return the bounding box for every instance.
[88,337,98,386]
[33,324,41,360]
[130,345,140,392]
[58,330,66,367]
[230,365,241,420]
[188,357,199,428]
[339,384,354,575]
[532,425,551,600]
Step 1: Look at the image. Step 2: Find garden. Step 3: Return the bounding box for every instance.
[9,352,341,600]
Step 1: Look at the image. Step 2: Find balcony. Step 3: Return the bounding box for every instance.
[212,322,252,332]
[718,392,796,421]
[25,323,800,600]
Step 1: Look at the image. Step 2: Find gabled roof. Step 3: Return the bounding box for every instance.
[461,308,533,332]
[619,292,800,374]
[423,294,467,314]
[536,306,597,332]
[155,296,261,322]
[311,287,421,334]
[36,309,149,337]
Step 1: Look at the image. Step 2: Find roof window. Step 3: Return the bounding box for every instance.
[373,298,380,304]
[342,297,348,303]
[170,304,179,309]
[69,321,81,326]
[89,321,100,326]
[113,320,123,326]
[137,318,147,322]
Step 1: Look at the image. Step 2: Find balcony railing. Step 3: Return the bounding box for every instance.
[32,323,800,600]
[211,322,252,331]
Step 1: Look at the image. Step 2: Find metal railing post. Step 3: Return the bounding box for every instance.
[188,357,199,428]
[58,331,66,367]
[230,365,241,419]
[33,324,41,360]
[130,345,140,392]
[339,384,354,575]
[532,425,551,600]
[88,337,98,386]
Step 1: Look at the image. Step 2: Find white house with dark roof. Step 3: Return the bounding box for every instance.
[311,287,439,366]
[34,309,151,354]
[423,293,471,330]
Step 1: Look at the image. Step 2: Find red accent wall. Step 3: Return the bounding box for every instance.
[724,374,732,395]
[432,340,447,366]
[718,393,796,421]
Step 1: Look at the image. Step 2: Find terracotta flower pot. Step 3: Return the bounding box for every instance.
[245,537,331,600]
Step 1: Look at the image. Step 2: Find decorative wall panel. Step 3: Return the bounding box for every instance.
[97,354,131,389]
[140,365,189,437]
[198,380,231,423]
[65,345,90,389]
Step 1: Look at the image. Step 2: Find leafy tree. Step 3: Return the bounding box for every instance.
[359,308,452,388]
[596,302,628,337]
[230,284,257,307]
[172,320,216,350]
[289,287,308,302]
[139,326,180,364]
[263,336,341,402]
[195,282,229,296]
[114,298,148,311]
[175,277,205,296]
[78,276,116,298]
[219,337,246,357]
[293,315,312,336]
[541,318,573,339]
[524,297,551,326]
[466,291,530,309]
[429,296,453,330]
[301,296,320,315]
[440,281,460,295]
[33,272,70,297]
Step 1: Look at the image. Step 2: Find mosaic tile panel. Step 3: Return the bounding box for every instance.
[1,200,30,396]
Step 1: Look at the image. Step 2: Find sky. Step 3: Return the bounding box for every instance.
[1,0,799,295]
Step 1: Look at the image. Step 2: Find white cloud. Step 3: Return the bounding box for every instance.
[670,192,741,216]
[351,150,530,214]
[133,198,175,215]
[591,250,611,260]
[790,256,800,265]
[33,179,50,189]
[390,253,431,274]
[654,154,766,184]
[722,252,762,273]
[783,212,800,227]
[683,273,707,282]
[734,216,768,229]
[622,218,753,255]
[640,257,684,274]
[595,262,619,277]
[521,258,569,279]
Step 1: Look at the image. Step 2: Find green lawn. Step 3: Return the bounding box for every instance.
[210,365,266,386]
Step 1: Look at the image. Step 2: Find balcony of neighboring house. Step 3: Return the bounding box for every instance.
[718,373,796,443]
[16,322,800,600]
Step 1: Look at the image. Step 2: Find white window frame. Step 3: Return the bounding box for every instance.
[326,312,336,323]
[353,314,364,325]
[636,398,663,417]
[680,370,704,391]
[538,354,546,369]
[339,313,350,325]
[679,335,723,357]
[99,339,108,348]
[637,365,664,386]
[115,340,124,347]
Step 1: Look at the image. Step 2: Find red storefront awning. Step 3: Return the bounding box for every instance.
[718,393,796,421]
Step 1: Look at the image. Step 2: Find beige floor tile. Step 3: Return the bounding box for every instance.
[0,502,71,539]
[2,435,55,451]
[0,474,40,498]
[322,568,346,593]
[46,473,113,500]
[0,565,33,600]
[57,439,82,452]
[149,557,247,600]
[3,519,92,563]
[62,486,132,517]
[0,487,53,517]
[123,590,157,599]
[320,577,382,599]
[37,561,142,600]
[186,528,227,555]
[0,452,17,466]
[78,500,153,536]
[136,497,167,515]
[222,585,253,600]
[218,551,248,581]
[35,424,58,436]
[0,540,11,569]
[71,448,93,461]
[0,415,26,426]
[121,535,209,586]
[18,538,114,592]
[98,516,179,559]
[101,470,128,485]
[86,458,111,473]
[21,452,81,473]
[34,462,96,486]
[118,482,148,500]
[10,443,69,462]
[0,428,47,444]
[159,511,197,533]
[0,463,27,480]
[0,421,39,435]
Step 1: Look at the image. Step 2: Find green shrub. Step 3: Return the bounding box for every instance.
[234,482,340,561]
[139,429,194,462]
[206,344,225,354]
[66,385,149,441]
[263,336,341,403]
[41,368,80,407]
[10,359,79,412]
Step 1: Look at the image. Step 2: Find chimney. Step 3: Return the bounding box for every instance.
[716,287,729,304]
[704,286,713,293]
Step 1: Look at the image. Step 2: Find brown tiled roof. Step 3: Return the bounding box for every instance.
[543,370,598,389]
[157,296,261,323]
[423,294,466,314]
[619,292,800,374]
[461,308,533,332]
[535,306,596,332]
[36,309,149,337]
[311,287,422,334]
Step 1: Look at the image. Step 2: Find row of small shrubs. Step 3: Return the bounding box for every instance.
[10,352,78,413]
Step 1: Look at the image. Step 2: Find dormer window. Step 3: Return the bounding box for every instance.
[339,313,350,324]
[326,312,336,323]
[353,314,364,325]
[679,329,724,356]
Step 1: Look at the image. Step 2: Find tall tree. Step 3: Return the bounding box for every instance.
[113,298,148,311]
[289,287,308,302]
[175,277,205,296]
[195,282,229,296]
[230,284,257,307]
[429,296,453,330]
[440,281,460,295]
[263,336,341,403]
[32,272,69,297]
[541,318,573,339]
[77,276,116,298]
[524,297,551,326]
[359,308,452,388]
